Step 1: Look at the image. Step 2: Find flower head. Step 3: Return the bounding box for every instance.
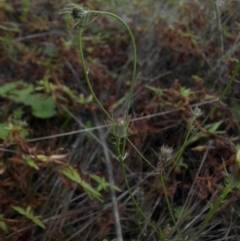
[152,145,173,174]
[159,144,173,161]
[110,116,132,139]
[59,3,90,30]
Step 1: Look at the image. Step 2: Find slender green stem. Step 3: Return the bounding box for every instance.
[73,6,240,241]
[77,30,112,120]
[77,10,137,122]
[191,183,233,239]
[167,117,195,176]
[77,10,137,156]
[211,0,223,56]
[160,175,182,239]
[192,59,240,138]
[115,137,164,239]
[127,138,156,170]
[87,10,137,156]
[169,60,240,176]
[88,10,137,118]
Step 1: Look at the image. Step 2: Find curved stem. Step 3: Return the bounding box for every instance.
[88,10,137,118]
[77,30,112,120]
[78,10,137,122]
[76,8,165,239]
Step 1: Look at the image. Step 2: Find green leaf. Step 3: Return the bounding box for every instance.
[179,86,192,98]
[0,81,56,119]
[0,81,34,102]
[30,215,46,229]
[24,155,39,170]
[61,166,82,184]
[81,181,103,201]
[61,166,102,201]
[20,129,29,139]
[174,206,191,220]
[0,81,20,95]
[145,84,163,96]
[30,95,56,118]
[12,206,46,229]
[13,108,23,119]
[26,206,31,212]
[0,215,9,234]
[12,84,34,103]
[0,122,10,139]
[208,120,223,134]
[12,206,26,216]
[90,174,121,192]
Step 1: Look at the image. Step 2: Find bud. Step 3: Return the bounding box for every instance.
[191,106,203,119]
[110,116,131,139]
[59,4,90,30]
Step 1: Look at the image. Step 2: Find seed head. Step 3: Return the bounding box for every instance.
[59,3,90,30]
[159,144,173,161]
[152,145,173,174]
